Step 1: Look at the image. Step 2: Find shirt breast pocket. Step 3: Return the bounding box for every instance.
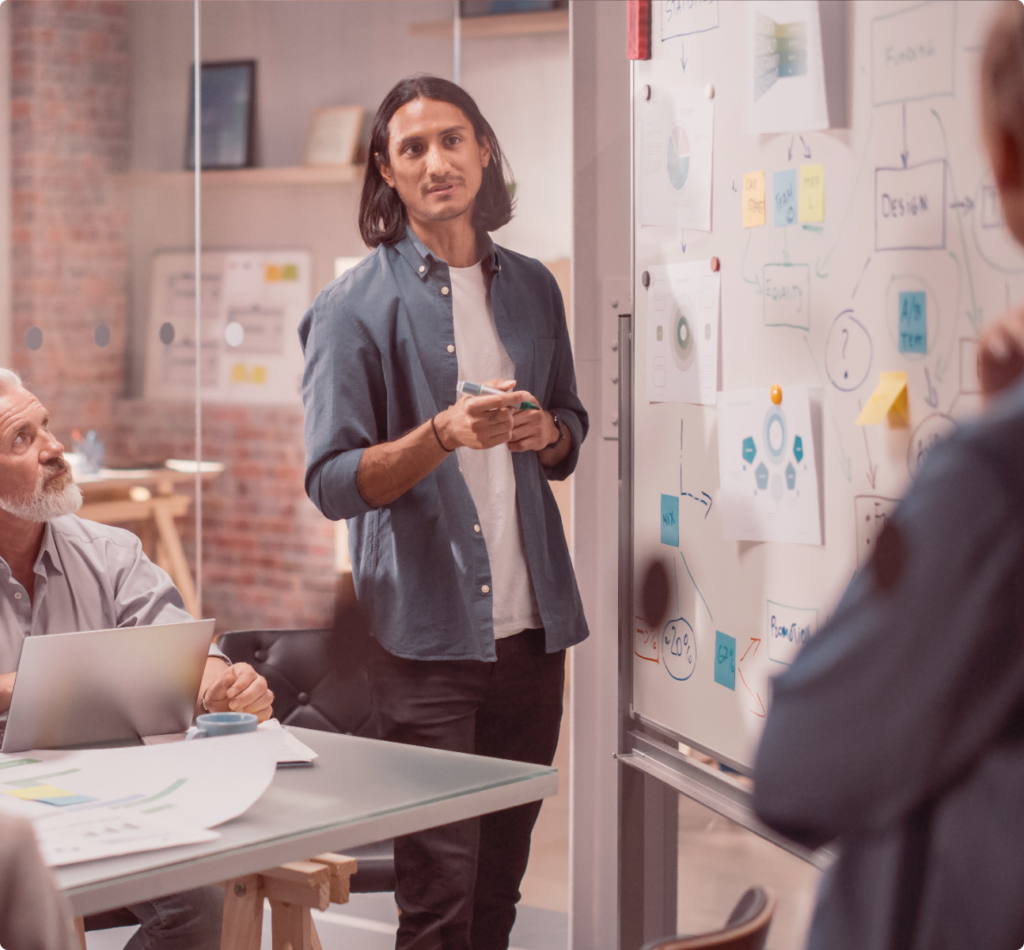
[532,339,557,405]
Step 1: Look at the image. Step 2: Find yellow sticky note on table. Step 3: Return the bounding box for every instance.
[799,164,825,223]
[856,372,908,427]
[742,171,766,228]
[4,785,72,801]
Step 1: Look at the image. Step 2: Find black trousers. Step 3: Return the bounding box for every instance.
[367,629,565,950]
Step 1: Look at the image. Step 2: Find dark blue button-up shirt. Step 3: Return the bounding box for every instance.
[299,230,589,661]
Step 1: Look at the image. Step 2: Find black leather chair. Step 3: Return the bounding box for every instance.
[217,626,396,893]
[638,887,775,950]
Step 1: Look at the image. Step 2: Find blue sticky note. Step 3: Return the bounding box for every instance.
[898,291,927,354]
[773,169,797,228]
[36,794,97,807]
[714,631,736,690]
[660,494,679,547]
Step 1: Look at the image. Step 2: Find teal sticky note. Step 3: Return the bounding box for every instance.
[36,794,97,807]
[774,169,798,227]
[898,291,927,354]
[714,631,736,690]
[660,494,679,547]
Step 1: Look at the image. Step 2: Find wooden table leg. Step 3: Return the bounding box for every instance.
[74,916,86,950]
[262,861,330,950]
[220,874,265,950]
[152,502,200,618]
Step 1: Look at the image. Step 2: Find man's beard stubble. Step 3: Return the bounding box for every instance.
[0,459,83,522]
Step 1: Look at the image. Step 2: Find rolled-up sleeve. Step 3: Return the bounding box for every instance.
[541,273,588,482]
[299,283,386,521]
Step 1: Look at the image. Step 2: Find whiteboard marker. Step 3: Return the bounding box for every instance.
[457,380,540,411]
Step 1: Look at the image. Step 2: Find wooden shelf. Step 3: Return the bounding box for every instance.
[410,8,568,39]
[115,165,362,188]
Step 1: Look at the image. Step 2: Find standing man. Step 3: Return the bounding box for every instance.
[300,76,588,950]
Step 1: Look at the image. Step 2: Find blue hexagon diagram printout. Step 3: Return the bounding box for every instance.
[715,386,823,545]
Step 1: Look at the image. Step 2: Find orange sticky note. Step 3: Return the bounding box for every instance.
[855,372,908,427]
[743,171,766,228]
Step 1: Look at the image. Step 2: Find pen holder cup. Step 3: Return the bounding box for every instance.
[189,711,258,739]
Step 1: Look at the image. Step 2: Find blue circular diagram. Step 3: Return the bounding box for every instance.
[763,407,787,465]
[663,617,697,681]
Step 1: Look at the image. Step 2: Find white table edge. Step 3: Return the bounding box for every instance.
[61,770,558,916]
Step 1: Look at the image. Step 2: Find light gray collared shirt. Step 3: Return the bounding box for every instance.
[0,515,219,673]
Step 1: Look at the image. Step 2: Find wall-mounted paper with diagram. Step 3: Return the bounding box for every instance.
[646,262,720,406]
[742,0,828,134]
[716,387,822,545]
[640,87,714,231]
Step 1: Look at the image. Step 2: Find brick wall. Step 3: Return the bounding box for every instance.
[11,2,338,633]
[10,0,129,435]
[109,402,338,634]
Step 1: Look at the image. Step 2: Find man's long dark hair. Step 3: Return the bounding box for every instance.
[358,75,515,248]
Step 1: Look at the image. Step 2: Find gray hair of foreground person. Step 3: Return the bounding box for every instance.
[0,367,22,395]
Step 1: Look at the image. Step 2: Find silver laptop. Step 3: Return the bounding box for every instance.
[1,619,216,753]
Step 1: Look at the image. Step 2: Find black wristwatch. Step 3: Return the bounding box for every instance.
[545,412,565,450]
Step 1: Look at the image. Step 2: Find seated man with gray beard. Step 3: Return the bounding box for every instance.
[0,368,275,950]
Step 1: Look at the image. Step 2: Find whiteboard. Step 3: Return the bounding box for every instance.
[631,0,1024,772]
[144,250,311,405]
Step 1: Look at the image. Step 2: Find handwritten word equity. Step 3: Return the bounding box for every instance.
[885,40,936,68]
[764,281,804,311]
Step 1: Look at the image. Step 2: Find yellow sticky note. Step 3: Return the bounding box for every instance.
[4,785,71,801]
[799,164,825,223]
[742,171,766,228]
[264,264,282,282]
[855,372,909,427]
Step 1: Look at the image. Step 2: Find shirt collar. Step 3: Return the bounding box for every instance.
[34,522,63,577]
[394,227,501,280]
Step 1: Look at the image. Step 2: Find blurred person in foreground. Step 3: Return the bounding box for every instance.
[0,368,273,949]
[754,5,1024,948]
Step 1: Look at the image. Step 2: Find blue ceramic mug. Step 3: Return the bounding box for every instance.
[190,711,258,739]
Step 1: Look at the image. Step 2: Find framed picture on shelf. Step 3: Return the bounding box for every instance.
[459,0,567,16]
[185,60,256,170]
[303,106,364,167]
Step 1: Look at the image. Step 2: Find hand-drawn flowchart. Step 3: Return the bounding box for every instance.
[632,0,1024,770]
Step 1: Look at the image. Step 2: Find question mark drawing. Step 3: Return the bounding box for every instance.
[841,328,849,379]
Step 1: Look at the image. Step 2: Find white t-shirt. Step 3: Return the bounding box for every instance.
[449,261,543,640]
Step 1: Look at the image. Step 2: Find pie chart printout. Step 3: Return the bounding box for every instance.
[667,125,690,191]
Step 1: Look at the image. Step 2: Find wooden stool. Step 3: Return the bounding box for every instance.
[73,853,358,950]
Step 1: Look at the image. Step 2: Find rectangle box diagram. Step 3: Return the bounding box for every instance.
[763,263,810,329]
[871,0,955,106]
[981,185,1006,229]
[960,338,982,394]
[661,0,719,41]
[766,600,817,666]
[854,495,900,570]
[875,160,947,251]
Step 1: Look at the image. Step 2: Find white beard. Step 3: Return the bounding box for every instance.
[0,468,83,522]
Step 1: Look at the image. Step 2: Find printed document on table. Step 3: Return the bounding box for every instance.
[742,0,829,134]
[716,386,823,545]
[646,262,720,406]
[640,87,714,231]
[0,730,283,865]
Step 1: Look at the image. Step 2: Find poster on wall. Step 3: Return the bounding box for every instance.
[144,250,311,405]
[639,86,714,232]
[741,0,829,134]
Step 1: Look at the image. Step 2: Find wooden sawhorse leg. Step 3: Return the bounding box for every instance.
[220,854,358,950]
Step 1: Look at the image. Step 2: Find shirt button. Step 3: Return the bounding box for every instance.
[441,286,450,296]
[13,592,22,600]
[481,585,490,594]
[447,344,455,354]
[473,524,481,533]
[418,265,426,274]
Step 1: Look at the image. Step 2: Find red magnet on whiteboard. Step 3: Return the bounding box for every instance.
[770,385,783,405]
[710,257,720,272]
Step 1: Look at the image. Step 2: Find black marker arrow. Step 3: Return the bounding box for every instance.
[924,367,939,408]
[901,103,909,168]
[950,196,974,211]
[800,134,811,159]
[787,136,795,161]
[859,400,878,489]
